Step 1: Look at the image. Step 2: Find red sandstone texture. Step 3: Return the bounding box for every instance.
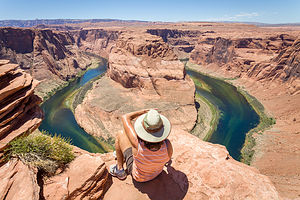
[0,159,40,200]
[0,60,43,153]
[0,28,88,81]
[43,153,109,200]
[71,29,119,58]
[0,147,111,200]
[102,129,279,200]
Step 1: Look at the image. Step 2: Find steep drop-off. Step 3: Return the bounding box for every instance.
[190,34,299,94]
[0,60,43,154]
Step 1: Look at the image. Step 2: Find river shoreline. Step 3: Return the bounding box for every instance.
[38,58,113,153]
[36,58,105,103]
[185,61,272,164]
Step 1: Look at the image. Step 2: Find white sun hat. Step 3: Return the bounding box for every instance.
[134,109,171,143]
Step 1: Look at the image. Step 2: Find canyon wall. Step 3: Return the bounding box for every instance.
[189,33,299,94]
[0,60,42,157]
[0,28,92,81]
[0,27,120,99]
[71,29,119,59]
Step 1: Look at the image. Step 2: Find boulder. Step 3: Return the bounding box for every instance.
[43,154,110,200]
[0,159,40,200]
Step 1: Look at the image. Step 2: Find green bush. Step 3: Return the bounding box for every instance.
[5,131,75,175]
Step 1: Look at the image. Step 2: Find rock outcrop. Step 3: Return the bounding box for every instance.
[0,146,111,200]
[0,159,40,200]
[0,60,43,153]
[75,32,197,140]
[102,129,279,200]
[43,153,110,200]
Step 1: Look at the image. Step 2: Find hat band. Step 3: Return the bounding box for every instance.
[142,120,163,133]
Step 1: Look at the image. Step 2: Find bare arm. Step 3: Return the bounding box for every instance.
[166,139,173,160]
[121,109,149,149]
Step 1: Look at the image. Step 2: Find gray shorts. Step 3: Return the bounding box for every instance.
[124,147,133,174]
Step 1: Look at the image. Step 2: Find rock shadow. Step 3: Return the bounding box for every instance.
[132,161,188,200]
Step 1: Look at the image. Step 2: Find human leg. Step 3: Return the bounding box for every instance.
[110,130,133,179]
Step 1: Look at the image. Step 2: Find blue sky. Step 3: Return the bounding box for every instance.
[1,0,299,24]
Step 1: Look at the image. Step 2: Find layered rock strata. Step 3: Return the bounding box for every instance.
[247,37,300,94]
[71,29,119,59]
[0,28,93,81]
[75,32,197,140]
[0,60,43,153]
[0,27,107,99]
[190,34,299,94]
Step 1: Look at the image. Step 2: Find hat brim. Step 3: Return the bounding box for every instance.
[134,113,171,143]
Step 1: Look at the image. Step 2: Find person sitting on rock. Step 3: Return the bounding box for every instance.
[110,109,173,182]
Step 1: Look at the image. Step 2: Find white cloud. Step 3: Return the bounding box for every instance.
[207,12,260,21]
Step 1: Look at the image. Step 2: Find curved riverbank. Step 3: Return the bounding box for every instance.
[35,58,105,102]
[38,60,113,153]
[185,61,274,163]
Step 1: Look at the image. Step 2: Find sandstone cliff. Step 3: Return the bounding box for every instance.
[0,59,110,199]
[71,29,119,59]
[0,144,110,200]
[146,29,202,59]
[247,37,300,94]
[190,34,299,94]
[0,28,93,81]
[0,27,106,100]
[0,60,43,153]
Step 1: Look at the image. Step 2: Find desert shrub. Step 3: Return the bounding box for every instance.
[5,131,75,175]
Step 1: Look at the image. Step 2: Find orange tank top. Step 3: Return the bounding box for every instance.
[132,140,170,182]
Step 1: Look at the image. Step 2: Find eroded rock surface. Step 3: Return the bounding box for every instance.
[75,32,197,140]
[0,60,43,153]
[43,153,110,200]
[190,34,299,94]
[71,29,119,59]
[0,28,92,82]
[0,159,40,200]
[102,129,279,200]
